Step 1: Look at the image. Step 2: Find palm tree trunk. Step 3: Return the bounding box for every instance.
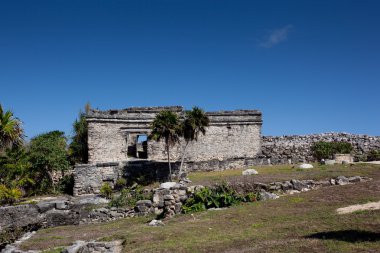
[179,141,189,179]
[166,143,172,180]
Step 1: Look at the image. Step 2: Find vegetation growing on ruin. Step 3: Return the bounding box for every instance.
[108,186,153,208]
[311,141,353,160]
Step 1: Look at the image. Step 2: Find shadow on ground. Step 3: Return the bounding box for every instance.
[305,230,380,243]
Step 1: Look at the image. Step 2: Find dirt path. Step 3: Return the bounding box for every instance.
[336,201,380,214]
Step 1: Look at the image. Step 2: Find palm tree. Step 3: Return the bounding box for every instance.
[179,107,210,178]
[0,104,24,153]
[149,110,182,180]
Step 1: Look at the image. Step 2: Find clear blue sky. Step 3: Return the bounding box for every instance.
[1,0,379,139]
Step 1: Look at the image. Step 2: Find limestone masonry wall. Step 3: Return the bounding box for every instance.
[86,106,263,163]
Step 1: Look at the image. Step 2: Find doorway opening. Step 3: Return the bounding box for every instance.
[136,134,148,159]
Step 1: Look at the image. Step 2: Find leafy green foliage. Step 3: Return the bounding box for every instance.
[182,107,210,143]
[311,141,353,160]
[100,183,113,199]
[182,183,258,213]
[0,104,24,152]
[115,177,127,190]
[108,186,152,208]
[29,131,70,192]
[0,184,22,205]
[367,150,380,161]
[56,174,74,195]
[69,104,89,164]
[0,147,35,194]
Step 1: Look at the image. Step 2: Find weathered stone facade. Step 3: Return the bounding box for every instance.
[86,106,262,163]
[73,106,262,195]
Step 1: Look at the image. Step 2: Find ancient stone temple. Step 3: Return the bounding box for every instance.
[74,106,263,195]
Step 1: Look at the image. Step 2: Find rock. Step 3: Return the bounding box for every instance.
[36,201,56,213]
[63,240,87,253]
[291,179,308,191]
[297,163,313,169]
[242,169,259,175]
[159,182,177,189]
[55,201,69,210]
[336,176,349,185]
[152,193,162,204]
[280,181,293,191]
[325,160,336,165]
[348,176,361,183]
[330,178,336,185]
[135,200,152,207]
[259,191,279,201]
[148,219,165,227]
[286,190,301,195]
[163,195,174,201]
[181,177,192,183]
[187,185,204,194]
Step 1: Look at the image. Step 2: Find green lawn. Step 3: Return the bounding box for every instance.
[20,164,380,253]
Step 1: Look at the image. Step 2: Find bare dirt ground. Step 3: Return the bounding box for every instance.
[337,201,380,214]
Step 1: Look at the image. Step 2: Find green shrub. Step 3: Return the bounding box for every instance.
[182,183,258,213]
[115,178,127,190]
[333,142,353,154]
[108,186,153,208]
[100,183,113,199]
[311,141,353,160]
[367,150,380,161]
[0,185,22,205]
[57,174,74,195]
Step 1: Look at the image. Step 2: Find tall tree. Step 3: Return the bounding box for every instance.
[179,107,210,178]
[149,110,182,180]
[69,103,90,164]
[29,131,69,192]
[0,104,24,153]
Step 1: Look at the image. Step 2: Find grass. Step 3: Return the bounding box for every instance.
[20,163,380,253]
[188,163,379,185]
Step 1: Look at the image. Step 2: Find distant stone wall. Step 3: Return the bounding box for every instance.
[262,133,380,164]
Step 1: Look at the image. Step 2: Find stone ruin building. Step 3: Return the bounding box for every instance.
[74,106,263,195]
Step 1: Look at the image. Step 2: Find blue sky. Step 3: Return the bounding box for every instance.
[1,0,379,139]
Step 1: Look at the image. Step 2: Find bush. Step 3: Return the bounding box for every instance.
[367,150,380,161]
[311,141,353,160]
[108,186,153,208]
[182,183,258,213]
[100,183,113,199]
[57,174,74,195]
[0,185,22,205]
[115,178,127,190]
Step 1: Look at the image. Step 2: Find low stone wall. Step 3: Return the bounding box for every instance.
[262,133,380,164]
[74,158,271,196]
